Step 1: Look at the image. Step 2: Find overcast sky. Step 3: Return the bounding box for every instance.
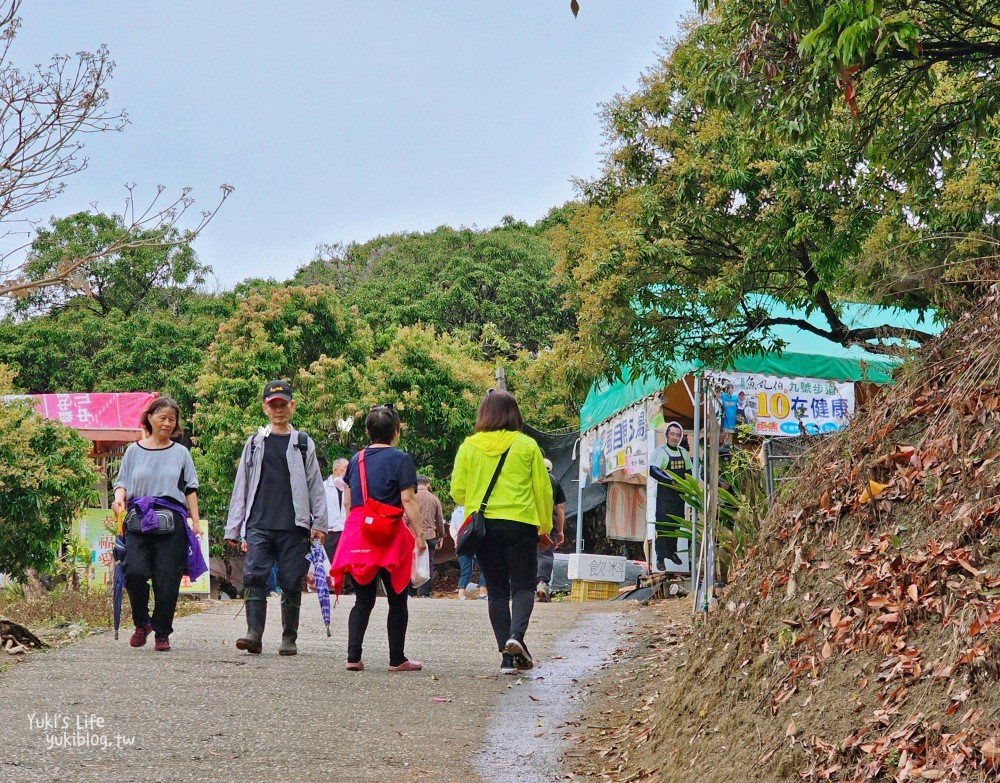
[11,1,691,288]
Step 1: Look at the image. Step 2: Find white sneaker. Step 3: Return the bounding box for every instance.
[536,582,550,602]
[466,582,479,595]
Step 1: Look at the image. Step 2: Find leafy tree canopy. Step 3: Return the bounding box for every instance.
[191,285,374,528]
[0,292,235,413]
[13,212,210,317]
[554,11,992,380]
[699,0,1000,140]
[0,387,98,581]
[294,223,573,353]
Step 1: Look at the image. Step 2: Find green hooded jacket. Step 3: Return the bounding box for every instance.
[451,430,553,534]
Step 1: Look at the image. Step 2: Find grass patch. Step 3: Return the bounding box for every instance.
[0,585,209,631]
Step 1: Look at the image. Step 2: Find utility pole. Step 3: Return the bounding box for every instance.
[494,366,507,391]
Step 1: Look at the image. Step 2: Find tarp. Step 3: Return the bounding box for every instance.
[580,301,940,431]
[524,424,605,525]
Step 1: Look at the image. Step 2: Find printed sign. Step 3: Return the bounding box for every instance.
[4,392,155,431]
[705,371,854,437]
[71,508,209,594]
[579,400,649,484]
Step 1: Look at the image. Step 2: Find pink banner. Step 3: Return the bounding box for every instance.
[19,392,155,431]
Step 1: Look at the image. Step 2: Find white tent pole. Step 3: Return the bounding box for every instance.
[690,374,701,598]
[574,437,584,554]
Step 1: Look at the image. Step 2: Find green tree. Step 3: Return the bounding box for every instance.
[0,292,234,414]
[305,324,495,479]
[0,3,231,302]
[191,285,373,530]
[294,223,573,353]
[553,14,981,380]
[700,0,1000,137]
[507,331,597,431]
[14,212,210,317]
[0,385,98,581]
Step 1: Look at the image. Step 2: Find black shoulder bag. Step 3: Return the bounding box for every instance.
[456,448,510,557]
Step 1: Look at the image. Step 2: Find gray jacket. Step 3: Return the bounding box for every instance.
[224,427,328,540]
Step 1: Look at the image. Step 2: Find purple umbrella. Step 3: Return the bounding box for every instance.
[307,542,332,637]
[111,534,127,640]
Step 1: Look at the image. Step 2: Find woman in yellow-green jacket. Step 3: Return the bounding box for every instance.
[451,390,553,675]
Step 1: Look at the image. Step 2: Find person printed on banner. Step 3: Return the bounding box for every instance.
[536,457,566,603]
[112,396,204,653]
[737,390,757,425]
[223,380,328,657]
[719,383,739,443]
[584,430,597,486]
[648,421,691,571]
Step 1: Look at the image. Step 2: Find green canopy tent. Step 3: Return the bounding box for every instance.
[575,301,941,556]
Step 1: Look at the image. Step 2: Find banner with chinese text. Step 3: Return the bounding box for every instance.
[72,508,209,594]
[705,371,854,437]
[7,392,155,430]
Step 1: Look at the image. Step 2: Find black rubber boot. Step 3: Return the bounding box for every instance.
[236,588,267,654]
[278,592,301,656]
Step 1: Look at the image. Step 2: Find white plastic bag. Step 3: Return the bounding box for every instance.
[411,543,430,588]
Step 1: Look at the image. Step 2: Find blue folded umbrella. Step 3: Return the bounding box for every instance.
[307,542,332,637]
[112,534,127,640]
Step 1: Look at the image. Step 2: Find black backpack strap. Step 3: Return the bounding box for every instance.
[479,448,511,515]
[296,431,309,468]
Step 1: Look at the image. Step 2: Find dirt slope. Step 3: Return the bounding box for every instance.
[633,294,1000,782]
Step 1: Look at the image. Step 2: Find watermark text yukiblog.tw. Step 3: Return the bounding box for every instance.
[27,712,135,751]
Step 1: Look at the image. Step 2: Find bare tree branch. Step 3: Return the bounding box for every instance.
[0,3,232,300]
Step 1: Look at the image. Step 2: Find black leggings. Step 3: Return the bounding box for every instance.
[347,568,409,666]
[476,519,538,653]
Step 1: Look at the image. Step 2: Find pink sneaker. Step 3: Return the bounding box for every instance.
[154,636,171,652]
[346,660,364,671]
[388,659,423,672]
[129,623,153,648]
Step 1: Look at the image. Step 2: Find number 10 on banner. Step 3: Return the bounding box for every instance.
[755,392,791,419]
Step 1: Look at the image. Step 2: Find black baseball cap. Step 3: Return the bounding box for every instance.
[262,380,292,404]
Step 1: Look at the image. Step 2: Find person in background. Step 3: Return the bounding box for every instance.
[323,458,349,558]
[112,396,203,653]
[451,390,552,675]
[413,475,445,597]
[535,457,566,602]
[224,380,328,656]
[450,505,487,600]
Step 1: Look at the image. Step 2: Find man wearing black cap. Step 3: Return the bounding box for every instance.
[224,380,328,655]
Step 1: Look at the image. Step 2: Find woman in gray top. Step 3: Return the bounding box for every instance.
[113,397,202,652]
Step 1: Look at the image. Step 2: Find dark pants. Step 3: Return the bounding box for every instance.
[417,539,437,597]
[243,527,310,593]
[124,515,187,638]
[323,531,353,592]
[536,544,555,585]
[477,519,538,652]
[323,530,341,561]
[348,568,409,667]
[654,528,679,570]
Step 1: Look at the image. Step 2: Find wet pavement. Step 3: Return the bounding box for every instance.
[0,594,632,782]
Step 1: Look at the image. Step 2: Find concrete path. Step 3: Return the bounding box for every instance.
[0,595,630,782]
